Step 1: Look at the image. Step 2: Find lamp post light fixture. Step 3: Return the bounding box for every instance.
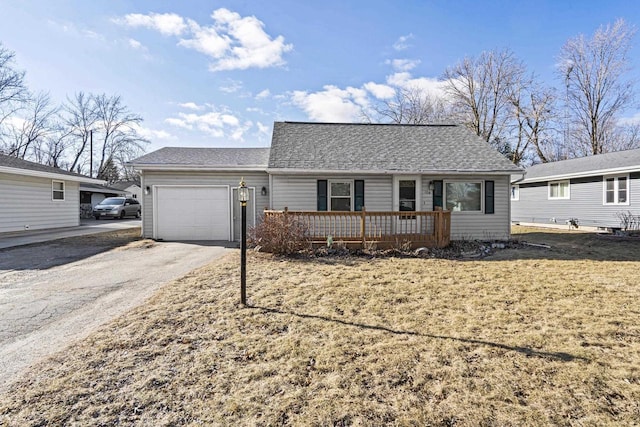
[238,179,249,305]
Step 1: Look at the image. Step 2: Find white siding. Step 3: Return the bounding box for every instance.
[0,172,80,233]
[140,171,269,239]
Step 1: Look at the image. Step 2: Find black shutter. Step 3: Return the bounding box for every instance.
[317,180,328,211]
[354,180,365,211]
[433,180,443,210]
[485,180,494,214]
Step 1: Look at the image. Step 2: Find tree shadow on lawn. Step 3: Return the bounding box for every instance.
[249,304,589,363]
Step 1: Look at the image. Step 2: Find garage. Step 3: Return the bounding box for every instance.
[155,186,230,241]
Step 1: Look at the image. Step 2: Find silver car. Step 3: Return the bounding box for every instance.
[93,197,141,219]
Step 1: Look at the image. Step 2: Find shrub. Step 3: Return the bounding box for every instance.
[248,214,310,255]
[617,210,640,231]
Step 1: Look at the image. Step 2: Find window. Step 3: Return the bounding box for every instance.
[511,184,520,201]
[52,180,65,201]
[445,182,482,212]
[604,176,629,205]
[548,180,570,200]
[399,180,416,211]
[330,181,352,211]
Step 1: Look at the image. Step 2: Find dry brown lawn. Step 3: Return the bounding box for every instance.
[1,226,639,426]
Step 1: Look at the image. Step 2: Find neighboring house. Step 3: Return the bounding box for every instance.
[79,183,126,218]
[511,148,640,229]
[0,154,105,233]
[130,122,521,243]
[110,180,142,201]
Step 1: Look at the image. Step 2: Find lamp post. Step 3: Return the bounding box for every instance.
[238,179,249,305]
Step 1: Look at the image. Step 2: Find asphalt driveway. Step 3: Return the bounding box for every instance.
[0,232,231,392]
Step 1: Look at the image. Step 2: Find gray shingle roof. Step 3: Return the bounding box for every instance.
[110,180,140,190]
[0,153,93,179]
[522,148,640,182]
[268,122,521,173]
[129,147,270,168]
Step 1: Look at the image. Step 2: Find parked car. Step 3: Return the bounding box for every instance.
[93,197,141,219]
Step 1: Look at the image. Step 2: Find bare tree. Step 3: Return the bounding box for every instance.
[366,85,452,124]
[559,19,636,155]
[5,92,58,159]
[444,48,526,152]
[93,94,148,176]
[508,80,558,164]
[0,43,28,134]
[62,92,98,174]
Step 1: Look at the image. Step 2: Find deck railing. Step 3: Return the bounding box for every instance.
[264,208,451,248]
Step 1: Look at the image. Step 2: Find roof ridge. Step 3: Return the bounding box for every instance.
[280,121,459,127]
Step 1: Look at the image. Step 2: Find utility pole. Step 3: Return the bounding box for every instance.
[89,129,93,178]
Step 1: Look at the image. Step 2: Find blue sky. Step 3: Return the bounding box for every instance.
[1,0,639,152]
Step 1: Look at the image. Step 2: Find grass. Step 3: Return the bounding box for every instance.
[1,226,640,426]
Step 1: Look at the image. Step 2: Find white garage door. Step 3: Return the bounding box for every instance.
[155,186,230,240]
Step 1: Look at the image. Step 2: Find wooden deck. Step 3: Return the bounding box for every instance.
[264,208,451,248]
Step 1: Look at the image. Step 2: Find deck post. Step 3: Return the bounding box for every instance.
[360,207,366,246]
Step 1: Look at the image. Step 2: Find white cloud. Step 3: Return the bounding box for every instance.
[178,102,204,110]
[116,8,292,71]
[393,34,413,51]
[128,38,143,49]
[116,13,187,36]
[165,106,255,140]
[291,85,369,122]
[387,58,421,72]
[256,121,270,134]
[291,71,450,122]
[219,79,243,93]
[364,82,395,99]
[255,89,271,100]
[619,111,640,125]
[134,125,174,140]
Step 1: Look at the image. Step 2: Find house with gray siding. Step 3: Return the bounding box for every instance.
[0,154,105,233]
[130,122,521,242]
[511,148,640,229]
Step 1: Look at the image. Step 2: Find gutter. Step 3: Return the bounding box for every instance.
[0,166,105,184]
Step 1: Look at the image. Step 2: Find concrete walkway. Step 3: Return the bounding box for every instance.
[0,219,141,249]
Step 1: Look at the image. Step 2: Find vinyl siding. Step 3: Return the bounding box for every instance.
[512,173,640,228]
[271,175,393,211]
[139,171,269,238]
[429,175,511,240]
[0,172,80,233]
[272,174,511,240]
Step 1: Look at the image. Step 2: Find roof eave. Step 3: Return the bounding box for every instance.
[0,166,105,184]
[266,168,521,175]
[129,164,268,172]
[520,165,640,183]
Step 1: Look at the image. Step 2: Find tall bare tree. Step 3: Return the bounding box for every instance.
[63,92,98,174]
[508,80,558,164]
[559,19,636,156]
[93,94,148,176]
[444,48,526,152]
[366,85,452,124]
[6,92,58,159]
[0,43,29,146]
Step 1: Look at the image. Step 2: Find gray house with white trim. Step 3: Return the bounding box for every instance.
[130,122,521,242]
[0,154,105,233]
[511,148,640,229]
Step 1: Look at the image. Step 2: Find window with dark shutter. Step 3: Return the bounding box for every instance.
[485,180,494,214]
[354,180,364,211]
[317,180,328,211]
[433,180,443,210]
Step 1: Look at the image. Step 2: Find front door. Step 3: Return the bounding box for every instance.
[393,176,421,235]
